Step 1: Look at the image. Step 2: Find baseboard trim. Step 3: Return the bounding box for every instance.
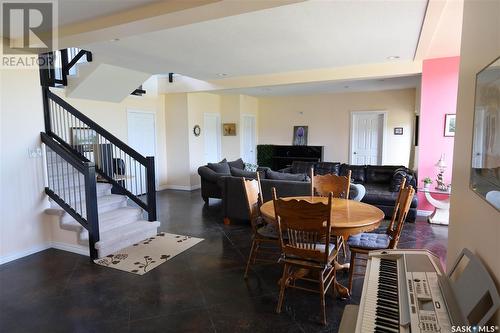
[0,243,51,265]
[417,209,433,216]
[0,241,88,265]
[160,184,201,191]
[51,241,89,256]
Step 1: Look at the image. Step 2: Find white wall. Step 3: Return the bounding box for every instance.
[447,0,500,324]
[258,89,416,166]
[0,68,51,262]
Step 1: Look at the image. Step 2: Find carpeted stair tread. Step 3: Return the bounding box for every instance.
[62,206,144,236]
[47,182,112,201]
[95,221,160,257]
[46,194,128,222]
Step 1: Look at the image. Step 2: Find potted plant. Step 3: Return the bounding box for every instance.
[422,177,433,189]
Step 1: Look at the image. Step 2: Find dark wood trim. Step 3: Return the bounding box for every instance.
[84,163,100,260]
[146,156,157,221]
[45,187,89,230]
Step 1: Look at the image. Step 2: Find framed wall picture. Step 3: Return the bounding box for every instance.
[71,127,97,152]
[223,123,236,136]
[292,126,308,146]
[394,127,403,135]
[444,114,456,137]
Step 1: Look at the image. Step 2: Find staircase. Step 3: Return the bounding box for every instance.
[39,49,158,259]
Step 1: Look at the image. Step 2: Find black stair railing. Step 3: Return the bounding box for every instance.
[39,48,92,87]
[41,132,100,259]
[41,87,157,221]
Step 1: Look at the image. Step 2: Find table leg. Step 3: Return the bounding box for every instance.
[428,207,450,225]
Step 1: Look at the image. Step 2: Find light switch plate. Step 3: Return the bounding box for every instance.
[28,147,42,158]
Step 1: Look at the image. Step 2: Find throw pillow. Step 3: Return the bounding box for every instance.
[207,161,230,174]
[244,163,258,172]
[389,167,413,192]
[266,169,308,182]
[230,166,258,179]
[228,158,245,170]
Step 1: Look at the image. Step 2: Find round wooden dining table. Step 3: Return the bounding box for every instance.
[260,196,385,240]
[260,196,384,298]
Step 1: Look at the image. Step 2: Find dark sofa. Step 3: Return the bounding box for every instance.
[280,161,418,221]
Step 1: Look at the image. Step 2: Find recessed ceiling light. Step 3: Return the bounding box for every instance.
[216,73,228,77]
[386,56,400,60]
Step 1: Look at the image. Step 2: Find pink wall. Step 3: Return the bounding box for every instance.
[418,57,460,210]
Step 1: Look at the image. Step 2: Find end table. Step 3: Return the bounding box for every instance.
[420,187,451,225]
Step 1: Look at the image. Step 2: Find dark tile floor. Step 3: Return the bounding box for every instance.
[0,190,448,333]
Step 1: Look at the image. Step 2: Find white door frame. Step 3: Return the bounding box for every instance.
[127,109,159,189]
[203,112,221,163]
[241,114,257,164]
[349,110,388,165]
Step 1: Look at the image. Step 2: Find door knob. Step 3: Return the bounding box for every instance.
[353,152,357,154]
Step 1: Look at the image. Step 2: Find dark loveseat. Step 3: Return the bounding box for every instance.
[280,161,418,222]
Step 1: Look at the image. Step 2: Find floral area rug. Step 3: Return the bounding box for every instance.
[93,232,203,275]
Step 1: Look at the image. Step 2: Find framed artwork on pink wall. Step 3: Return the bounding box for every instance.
[444,114,456,137]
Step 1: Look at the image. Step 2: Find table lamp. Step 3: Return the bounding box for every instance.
[435,154,448,191]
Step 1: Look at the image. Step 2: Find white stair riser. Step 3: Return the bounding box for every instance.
[58,197,127,223]
[78,210,143,242]
[48,187,111,204]
[96,226,158,258]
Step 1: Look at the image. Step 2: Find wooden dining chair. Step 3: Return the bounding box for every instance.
[272,188,336,325]
[243,173,281,279]
[347,179,415,293]
[311,168,352,199]
[311,168,352,259]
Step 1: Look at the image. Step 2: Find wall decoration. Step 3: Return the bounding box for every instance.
[292,126,308,146]
[71,127,97,152]
[222,123,236,136]
[394,127,404,135]
[470,55,500,211]
[193,125,201,137]
[444,114,456,137]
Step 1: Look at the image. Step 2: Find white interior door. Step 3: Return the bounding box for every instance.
[241,115,256,164]
[204,113,221,163]
[350,112,384,165]
[127,110,156,194]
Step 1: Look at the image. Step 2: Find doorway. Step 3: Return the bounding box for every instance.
[241,114,256,164]
[204,113,221,163]
[350,111,386,165]
[127,110,156,194]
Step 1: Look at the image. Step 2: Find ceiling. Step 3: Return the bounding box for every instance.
[85,0,428,79]
[219,75,421,96]
[58,0,161,27]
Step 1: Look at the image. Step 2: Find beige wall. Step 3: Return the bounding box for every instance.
[52,89,168,189]
[221,95,241,160]
[258,89,416,166]
[164,93,191,188]
[0,68,51,262]
[447,0,500,324]
[187,93,221,187]
[163,92,257,188]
